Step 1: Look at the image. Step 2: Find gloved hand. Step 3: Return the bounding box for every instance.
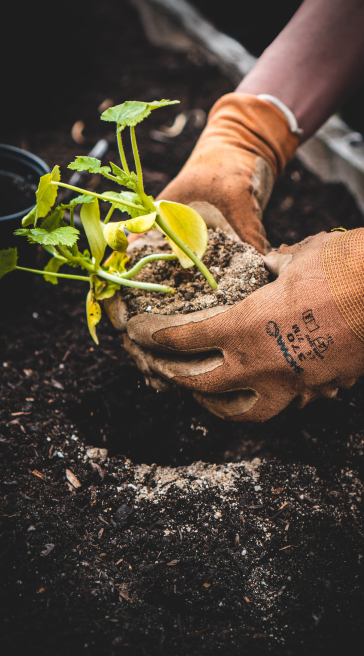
[154,93,298,254]
[113,229,364,421]
[128,93,298,252]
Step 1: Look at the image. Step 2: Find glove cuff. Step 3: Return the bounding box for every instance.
[208,93,299,175]
[256,94,303,137]
[323,228,364,342]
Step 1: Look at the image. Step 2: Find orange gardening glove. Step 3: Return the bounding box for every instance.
[116,229,364,421]
[156,93,299,254]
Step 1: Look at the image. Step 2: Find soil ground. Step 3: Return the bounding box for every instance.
[1,2,364,655]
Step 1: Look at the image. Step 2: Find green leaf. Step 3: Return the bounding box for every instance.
[68,156,110,175]
[40,207,65,232]
[43,256,64,285]
[0,248,17,279]
[103,222,128,252]
[60,194,95,209]
[86,284,102,345]
[156,200,208,268]
[35,165,61,219]
[94,277,120,301]
[80,198,106,266]
[27,226,79,247]
[100,99,179,130]
[17,226,79,247]
[21,205,37,227]
[14,228,31,237]
[109,163,137,190]
[101,191,146,219]
[102,251,129,274]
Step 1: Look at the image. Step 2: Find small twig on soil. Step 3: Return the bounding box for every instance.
[279,545,295,551]
[270,503,290,521]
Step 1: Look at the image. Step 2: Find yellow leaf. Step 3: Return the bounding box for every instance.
[86,288,102,345]
[36,166,61,219]
[102,250,129,274]
[156,200,208,268]
[80,199,106,265]
[103,222,128,252]
[124,211,156,233]
[94,277,120,301]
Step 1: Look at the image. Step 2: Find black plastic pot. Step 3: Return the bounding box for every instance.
[0,144,50,312]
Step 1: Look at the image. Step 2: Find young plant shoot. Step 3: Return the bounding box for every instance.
[0,100,217,343]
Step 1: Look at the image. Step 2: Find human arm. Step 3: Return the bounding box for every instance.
[128,0,364,251]
[237,0,364,141]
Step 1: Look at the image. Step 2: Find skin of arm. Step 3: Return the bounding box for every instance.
[129,0,364,247]
[236,0,364,141]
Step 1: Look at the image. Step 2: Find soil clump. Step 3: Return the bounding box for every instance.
[123,228,268,316]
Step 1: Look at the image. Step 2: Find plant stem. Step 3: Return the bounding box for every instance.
[16,262,174,294]
[70,207,74,228]
[96,267,174,294]
[16,266,90,281]
[101,171,130,186]
[117,128,130,175]
[49,247,68,261]
[121,253,177,279]
[155,213,217,289]
[104,206,115,225]
[130,126,144,197]
[52,182,144,211]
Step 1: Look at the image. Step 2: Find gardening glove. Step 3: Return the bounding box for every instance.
[153,93,299,254]
[118,229,364,421]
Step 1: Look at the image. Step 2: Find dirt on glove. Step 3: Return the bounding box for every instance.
[122,228,269,316]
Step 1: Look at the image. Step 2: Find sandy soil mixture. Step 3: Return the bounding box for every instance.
[2,436,364,656]
[123,229,268,316]
[1,2,364,656]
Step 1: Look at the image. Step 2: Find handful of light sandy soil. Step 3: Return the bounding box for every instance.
[121,228,269,318]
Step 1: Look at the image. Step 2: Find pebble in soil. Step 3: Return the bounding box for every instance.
[123,228,269,316]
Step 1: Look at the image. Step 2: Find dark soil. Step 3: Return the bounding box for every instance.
[1,2,364,656]
[123,229,268,316]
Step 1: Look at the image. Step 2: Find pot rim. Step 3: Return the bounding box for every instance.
[0,143,50,223]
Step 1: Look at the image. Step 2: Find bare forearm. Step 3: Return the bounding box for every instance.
[236,0,364,141]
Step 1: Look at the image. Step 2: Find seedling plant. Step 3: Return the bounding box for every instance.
[0,100,216,343]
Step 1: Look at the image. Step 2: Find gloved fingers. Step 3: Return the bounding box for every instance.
[193,388,259,420]
[123,334,171,392]
[123,333,153,377]
[127,305,229,353]
[193,382,297,422]
[264,231,332,278]
[295,386,339,408]
[104,294,128,331]
[262,251,293,277]
[338,376,358,389]
[144,349,224,385]
[277,231,330,259]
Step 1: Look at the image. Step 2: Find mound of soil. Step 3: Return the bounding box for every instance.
[1,2,364,656]
[123,228,268,316]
